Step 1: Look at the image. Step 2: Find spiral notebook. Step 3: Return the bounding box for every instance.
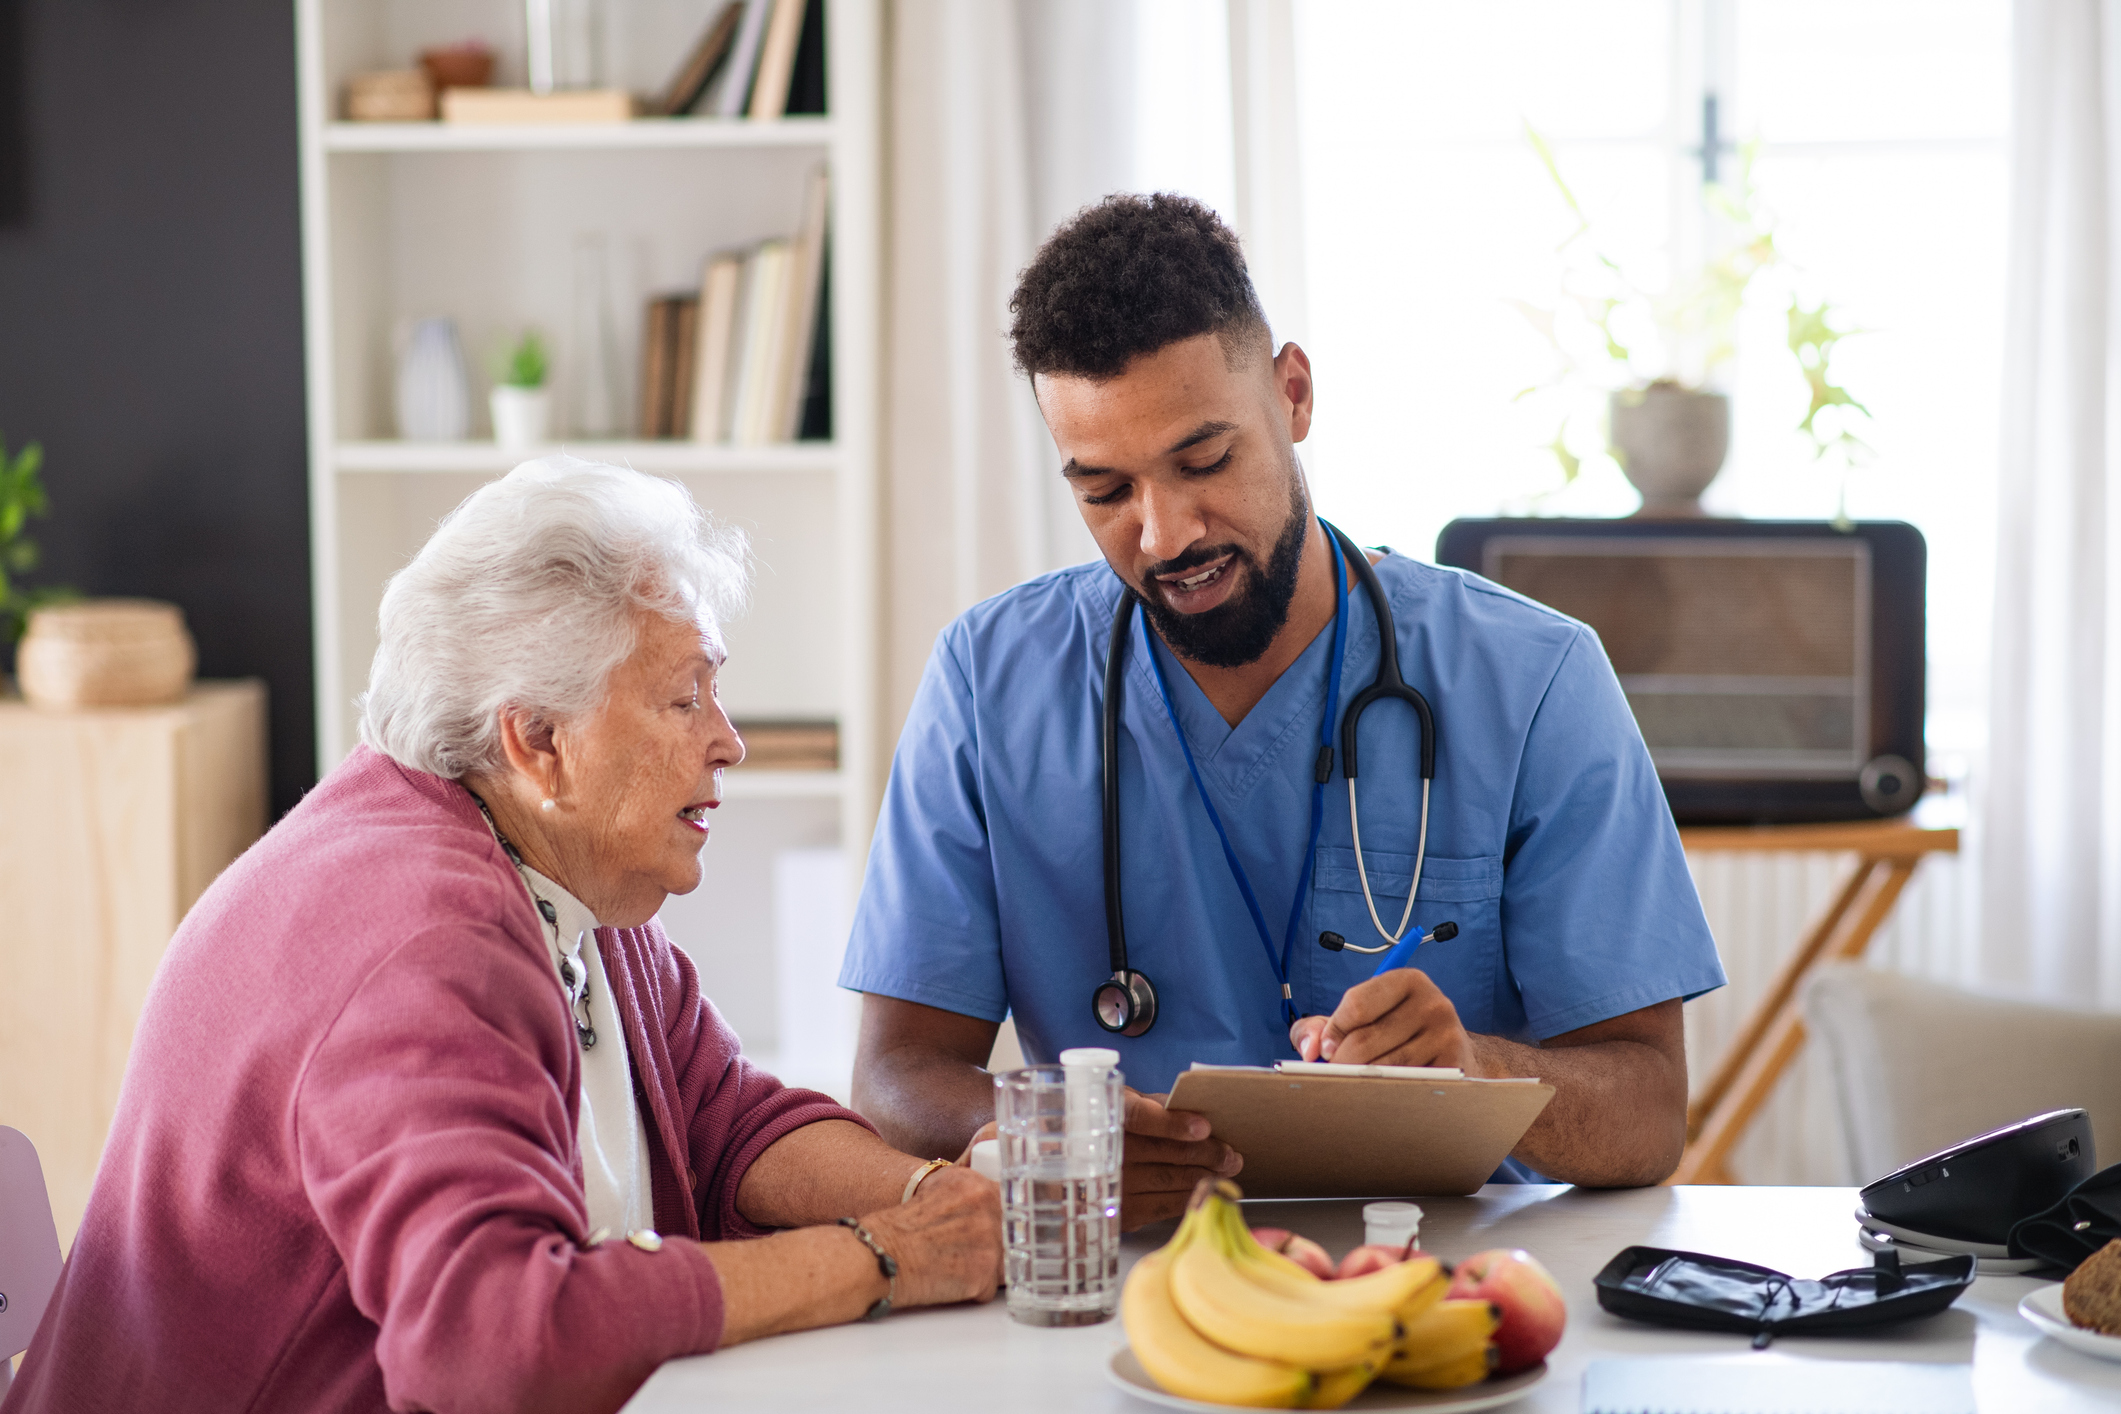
[1582,1358,1975,1414]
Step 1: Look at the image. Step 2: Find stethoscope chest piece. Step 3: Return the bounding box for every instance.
[1093,969,1158,1037]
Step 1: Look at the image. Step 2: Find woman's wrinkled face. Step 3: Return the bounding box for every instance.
[550,608,744,927]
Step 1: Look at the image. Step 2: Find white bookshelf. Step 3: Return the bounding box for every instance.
[322,116,836,152]
[295,1,882,1054]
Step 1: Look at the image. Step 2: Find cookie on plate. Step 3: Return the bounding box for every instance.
[2063,1238,2121,1335]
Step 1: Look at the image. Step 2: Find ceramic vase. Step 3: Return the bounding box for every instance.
[490,385,551,449]
[1609,383,1730,517]
[571,233,622,436]
[396,318,471,441]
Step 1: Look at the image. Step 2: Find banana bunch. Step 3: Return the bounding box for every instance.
[1121,1180,1500,1409]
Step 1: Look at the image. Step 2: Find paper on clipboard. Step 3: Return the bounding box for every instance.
[1164,1062,1556,1198]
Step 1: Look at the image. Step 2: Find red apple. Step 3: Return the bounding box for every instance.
[1335,1244,1409,1280]
[1444,1248,1565,1373]
[1284,1234,1336,1280]
[1250,1227,1337,1279]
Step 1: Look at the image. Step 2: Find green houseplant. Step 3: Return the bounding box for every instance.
[1516,133,1871,520]
[0,433,69,644]
[490,329,552,451]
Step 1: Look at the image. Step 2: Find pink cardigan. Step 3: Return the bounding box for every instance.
[5,746,865,1414]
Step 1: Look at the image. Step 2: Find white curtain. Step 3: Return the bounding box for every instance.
[1226,0,1308,348]
[882,0,1127,729]
[1983,0,2121,1009]
[881,0,1305,733]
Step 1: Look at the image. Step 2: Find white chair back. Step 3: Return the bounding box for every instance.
[0,1126,63,1395]
[1803,965,2121,1182]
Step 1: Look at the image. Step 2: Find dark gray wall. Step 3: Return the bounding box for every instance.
[0,0,314,816]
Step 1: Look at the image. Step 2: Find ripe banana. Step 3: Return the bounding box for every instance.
[1169,1190,1400,1369]
[1122,1239,1313,1407]
[1300,1361,1379,1410]
[1379,1298,1500,1391]
[1383,1346,1494,1391]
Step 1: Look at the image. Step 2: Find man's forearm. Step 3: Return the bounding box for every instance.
[851,1044,996,1160]
[1469,1031,1688,1187]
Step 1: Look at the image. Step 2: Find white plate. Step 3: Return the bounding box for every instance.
[1106,1347,1547,1412]
[2021,1283,2121,1363]
[1856,1224,2047,1275]
[1853,1206,2013,1259]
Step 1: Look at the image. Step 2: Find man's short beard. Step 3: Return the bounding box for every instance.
[1138,481,1311,670]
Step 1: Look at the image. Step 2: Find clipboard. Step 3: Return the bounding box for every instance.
[1165,1062,1556,1198]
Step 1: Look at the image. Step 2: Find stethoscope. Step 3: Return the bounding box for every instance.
[1093,521,1452,1038]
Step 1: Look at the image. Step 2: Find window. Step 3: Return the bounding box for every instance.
[1290,0,2009,757]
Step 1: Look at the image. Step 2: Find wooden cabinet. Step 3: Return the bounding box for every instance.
[0,682,267,1246]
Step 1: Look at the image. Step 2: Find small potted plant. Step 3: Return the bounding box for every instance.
[1517,135,1870,519]
[490,330,551,450]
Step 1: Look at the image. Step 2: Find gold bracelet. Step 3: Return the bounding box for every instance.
[901,1157,951,1204]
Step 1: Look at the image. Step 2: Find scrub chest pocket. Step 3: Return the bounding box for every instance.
[1307,849,1506,1037]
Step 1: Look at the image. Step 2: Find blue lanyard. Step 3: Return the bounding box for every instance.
[1140,525,1350,1026]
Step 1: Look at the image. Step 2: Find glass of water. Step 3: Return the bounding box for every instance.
[993,1052,1124,1326]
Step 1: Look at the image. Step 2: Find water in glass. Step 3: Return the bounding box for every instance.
[994,1058,1123,1326]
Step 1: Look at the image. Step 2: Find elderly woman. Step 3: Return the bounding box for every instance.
[9,459,1001,1414]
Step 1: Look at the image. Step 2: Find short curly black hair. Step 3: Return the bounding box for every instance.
[1008,192,1270,380]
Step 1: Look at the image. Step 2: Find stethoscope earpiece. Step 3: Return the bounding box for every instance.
[1319,920,1458,956]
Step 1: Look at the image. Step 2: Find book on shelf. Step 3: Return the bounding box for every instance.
[669,295,700,439]
[771,167,831,440]
[649,1,745,117]
[747,0,810,120]
[638,294,696,438]
[785,0,827,116]
[730,241,790,445]
[439,88,636,124]
[635,173,827,443]
[731,719,838,772]
[691,254,745,443]
[707,0,775,118]
[797,249,832,440]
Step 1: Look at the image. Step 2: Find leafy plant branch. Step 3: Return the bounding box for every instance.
[1515,128,1874,496]
[0,433,70,644]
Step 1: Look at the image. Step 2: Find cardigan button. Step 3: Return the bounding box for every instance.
[628,1229,665,1252]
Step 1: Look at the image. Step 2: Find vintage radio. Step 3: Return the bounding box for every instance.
[1434,518,1926,824]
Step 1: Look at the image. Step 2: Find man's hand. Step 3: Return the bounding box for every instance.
[1122,1089,1240,1230]
[1288,968,1477,1070]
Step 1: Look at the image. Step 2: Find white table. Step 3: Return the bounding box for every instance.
[626,1186,2121,1412]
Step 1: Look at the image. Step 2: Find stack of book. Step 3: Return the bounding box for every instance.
[730,719,838,772]
[640,167,830,443]
[649,0,825,120]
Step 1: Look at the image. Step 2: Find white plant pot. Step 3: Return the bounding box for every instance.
[1609,384,1730,517]
[490,385,551,450]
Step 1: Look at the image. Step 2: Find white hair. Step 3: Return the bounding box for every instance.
[359,455,749,779]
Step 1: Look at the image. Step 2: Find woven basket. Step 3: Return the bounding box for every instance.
[17,599,197,709]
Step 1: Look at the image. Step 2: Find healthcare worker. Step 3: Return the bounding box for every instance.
[840,194,1725,1228]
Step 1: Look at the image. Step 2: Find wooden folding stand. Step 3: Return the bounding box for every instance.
[1668,814,1961,1185]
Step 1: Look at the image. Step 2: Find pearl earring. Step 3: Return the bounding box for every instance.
[541,798,556,812]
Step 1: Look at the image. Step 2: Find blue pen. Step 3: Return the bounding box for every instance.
[1366,920,1460,978]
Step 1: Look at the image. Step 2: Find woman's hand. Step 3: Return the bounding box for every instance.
[860,1166,1003,1308]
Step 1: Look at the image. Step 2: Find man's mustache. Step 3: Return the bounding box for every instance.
[1141,544,1253,590]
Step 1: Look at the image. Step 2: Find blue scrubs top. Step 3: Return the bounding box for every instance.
[841,550,1725,1107]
